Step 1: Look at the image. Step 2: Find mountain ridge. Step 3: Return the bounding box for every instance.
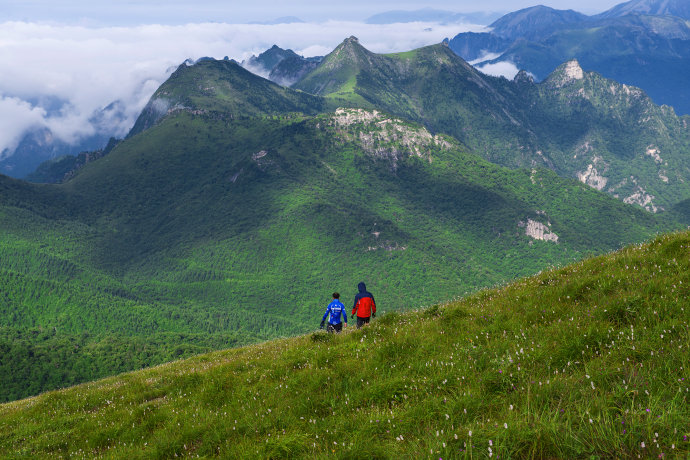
[293,39,690,212]
[597,0,690,19]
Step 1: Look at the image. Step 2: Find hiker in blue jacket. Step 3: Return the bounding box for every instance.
[320,292,347,333]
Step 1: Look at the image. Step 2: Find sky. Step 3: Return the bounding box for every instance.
[0,0,627,162]
[2,1,625,24]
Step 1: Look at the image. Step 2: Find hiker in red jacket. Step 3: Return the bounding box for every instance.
[351,282,376,329]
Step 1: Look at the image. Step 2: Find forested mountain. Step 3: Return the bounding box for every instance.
[0,50,675,400]
[448,1,690,115]
[25,138,121,184]
[293,38,690,211]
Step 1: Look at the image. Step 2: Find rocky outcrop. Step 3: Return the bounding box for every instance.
[519,218,559,242]
[577,164,608,191]
[329,108,453,170]
[624,186,658,213]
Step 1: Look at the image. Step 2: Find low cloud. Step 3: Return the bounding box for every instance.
[0,20,483,159]
[0,96,47,160]
[468,51,503,65]
[475,60,523,79]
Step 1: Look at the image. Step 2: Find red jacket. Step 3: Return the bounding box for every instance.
[352,282,376,318]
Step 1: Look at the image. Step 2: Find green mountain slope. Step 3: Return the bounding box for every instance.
[293,39,690,212]
[128,59,324,136]
[2,231,688,458]
[293,36,389,106]
[0,102,672,401]
[519,59,690,212]
[295,38,535,164]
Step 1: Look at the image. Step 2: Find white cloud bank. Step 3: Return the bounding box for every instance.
[0,20,484,159]
[475,61,521,79]
[0,97,47,159]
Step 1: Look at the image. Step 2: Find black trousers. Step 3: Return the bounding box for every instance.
[326,322,343,333]
[356,316,370,329]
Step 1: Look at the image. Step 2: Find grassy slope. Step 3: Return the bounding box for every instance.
[1,231,688,458]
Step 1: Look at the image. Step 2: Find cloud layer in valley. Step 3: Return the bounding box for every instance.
[0,20,487,162]
[475,61,522,79]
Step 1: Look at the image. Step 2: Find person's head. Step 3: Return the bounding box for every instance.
[332,292,340,299]
[358,282,366,292]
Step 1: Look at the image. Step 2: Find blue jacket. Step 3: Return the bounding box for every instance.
[322,299,347,325]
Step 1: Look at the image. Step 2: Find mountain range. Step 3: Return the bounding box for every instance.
[39,37,690,212]
[599,0,690,19]
[5,0,690,182]
[365,8,502,25]
[449,0,690,115]
[2,38,682,400]
[293,37,690,213]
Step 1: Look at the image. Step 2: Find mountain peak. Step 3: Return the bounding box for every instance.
[330,36,367,56]
[513,69,535,84]
[542,59,586,88]
[562,59,584,80]
[598,0,690,20]
[340,36,361,48]
[292,36,377,97]
[489,5,589,40]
